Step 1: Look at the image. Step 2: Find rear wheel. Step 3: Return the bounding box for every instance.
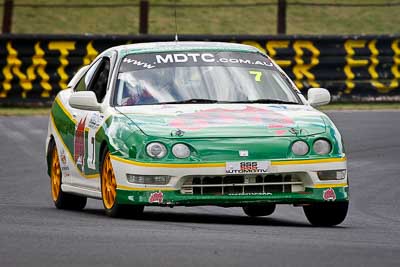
[243,204,276,217]
[101,149,144,217]
[303,202,348,226]
[49,141,87,210]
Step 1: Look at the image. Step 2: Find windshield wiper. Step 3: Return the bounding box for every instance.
[227,99,299,104]
[158,98,219,104]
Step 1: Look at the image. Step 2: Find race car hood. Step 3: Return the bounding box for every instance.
[118,104,327,139]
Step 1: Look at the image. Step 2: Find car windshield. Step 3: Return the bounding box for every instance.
[114,51,300,106]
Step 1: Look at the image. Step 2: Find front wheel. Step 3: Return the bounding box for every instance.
[101,149,144,217]
[242,204,276,217]
[303,202,349,226]
[49,141,86,210]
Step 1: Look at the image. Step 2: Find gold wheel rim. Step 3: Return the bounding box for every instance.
[101,152,117,209]
[50,147,61,202]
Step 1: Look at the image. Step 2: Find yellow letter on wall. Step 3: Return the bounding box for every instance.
[343,40,369,94]
[368,39,400,93]
[292,41,320,89]
[48,41,76,90]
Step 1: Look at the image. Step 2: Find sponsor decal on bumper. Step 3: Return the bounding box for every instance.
[323,188,337,201]
[149,191,164,204]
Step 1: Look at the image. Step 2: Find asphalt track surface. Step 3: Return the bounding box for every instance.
[0,111,399,267]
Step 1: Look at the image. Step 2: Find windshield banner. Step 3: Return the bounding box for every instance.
[120,52,276,72]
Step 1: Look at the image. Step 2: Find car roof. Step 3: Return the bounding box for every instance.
[110,41,261,56]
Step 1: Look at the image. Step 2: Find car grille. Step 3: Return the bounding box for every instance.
[180,174,303,195]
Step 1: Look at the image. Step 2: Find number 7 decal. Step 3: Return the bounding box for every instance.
[249,70,262,82]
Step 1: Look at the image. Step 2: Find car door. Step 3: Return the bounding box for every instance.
[68,53,114,190]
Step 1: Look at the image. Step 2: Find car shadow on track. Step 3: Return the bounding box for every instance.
[79,208,329,228]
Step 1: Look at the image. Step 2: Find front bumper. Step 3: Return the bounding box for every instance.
[110,155,349,206]
[116,187,349,206]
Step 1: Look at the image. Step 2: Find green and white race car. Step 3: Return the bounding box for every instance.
[46,41,349,226]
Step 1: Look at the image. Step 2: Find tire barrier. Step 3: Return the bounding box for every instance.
[0,34,399,104]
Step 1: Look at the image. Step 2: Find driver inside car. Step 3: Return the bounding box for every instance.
[121,80,156,106]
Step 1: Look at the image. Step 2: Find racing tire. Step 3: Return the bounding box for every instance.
[100,149,144,218]
[49,141,87,210]
[303,201,349,226]
[242,204,276,217]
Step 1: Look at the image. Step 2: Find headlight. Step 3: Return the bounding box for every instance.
[146,142,167,158]
[126,174,171,184]
[317,170,346,180]
[172,143,191,159]
[313,139,332,155]
[292,141,309,156]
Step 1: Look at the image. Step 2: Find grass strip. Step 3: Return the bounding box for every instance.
[0,108,51,116]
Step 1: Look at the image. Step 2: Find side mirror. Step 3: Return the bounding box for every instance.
[69,91,101,111]
[307,88,331,107]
